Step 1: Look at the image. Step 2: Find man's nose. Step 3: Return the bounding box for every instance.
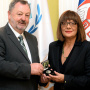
[22,15,26,21]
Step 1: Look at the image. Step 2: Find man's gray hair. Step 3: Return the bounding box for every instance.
[9,0,30,11]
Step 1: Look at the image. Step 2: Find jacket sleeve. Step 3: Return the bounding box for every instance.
[64,43,90,88]
[0,35,31,80]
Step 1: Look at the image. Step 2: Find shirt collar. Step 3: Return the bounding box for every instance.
[8,23,24,39]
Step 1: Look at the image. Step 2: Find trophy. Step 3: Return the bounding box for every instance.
[41,60,55,76]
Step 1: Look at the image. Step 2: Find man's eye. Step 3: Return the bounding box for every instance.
[18,14,22,15]
[26,15,30,17]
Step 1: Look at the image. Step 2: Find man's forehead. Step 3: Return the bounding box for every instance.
[14,2,30,9]
[12,2,30,12]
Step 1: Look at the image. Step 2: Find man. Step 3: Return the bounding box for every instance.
[0,0,44,90]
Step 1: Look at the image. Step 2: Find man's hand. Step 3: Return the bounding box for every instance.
[30,63,44,75]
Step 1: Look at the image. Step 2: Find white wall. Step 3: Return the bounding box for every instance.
[0,0,12,27]
[59,0,79,17]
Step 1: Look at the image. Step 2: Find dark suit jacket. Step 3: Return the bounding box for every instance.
[48,40,90,90]
[0,24,40,90]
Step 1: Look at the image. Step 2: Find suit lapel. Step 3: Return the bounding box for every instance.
[24,32,35,63]
[6,24,30,63]
[53,46,60,72]
[64,41,82,73]
[53,41,63,72]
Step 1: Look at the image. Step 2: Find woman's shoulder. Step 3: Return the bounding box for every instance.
[81,40,90,49]
[83,40,90,45]
[49,40,63,46]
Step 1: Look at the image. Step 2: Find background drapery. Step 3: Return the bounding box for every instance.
[59,0,79,17]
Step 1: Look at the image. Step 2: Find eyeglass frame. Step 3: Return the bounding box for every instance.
[61,21,77,27]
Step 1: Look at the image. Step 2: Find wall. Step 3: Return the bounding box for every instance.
[47,0,79,40]
[47,0,59,40]
[0,0,12,27]
[59,0,79,17]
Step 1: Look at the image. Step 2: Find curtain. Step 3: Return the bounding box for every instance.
[59,0,79,17]
[0,0,12,27]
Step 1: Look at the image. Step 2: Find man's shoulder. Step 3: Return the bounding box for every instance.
[24,31,36,38]
[24,31,37,42]
[24,31,34,36]
[0,25,6,31]
[0,24,7,35]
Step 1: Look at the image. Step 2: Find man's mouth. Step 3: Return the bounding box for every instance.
[19,21,26,25]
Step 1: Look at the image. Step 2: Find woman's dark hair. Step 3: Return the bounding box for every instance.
[57,10,86,42]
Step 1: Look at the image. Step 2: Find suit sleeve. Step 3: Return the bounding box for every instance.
[64,44,90,89]
[0,36,31,80]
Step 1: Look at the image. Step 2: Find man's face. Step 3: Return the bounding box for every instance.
[8,2,30,33]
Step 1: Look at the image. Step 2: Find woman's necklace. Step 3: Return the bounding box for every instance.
[62,47,68,59]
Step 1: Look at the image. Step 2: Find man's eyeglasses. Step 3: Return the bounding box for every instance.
[61,22,77,27]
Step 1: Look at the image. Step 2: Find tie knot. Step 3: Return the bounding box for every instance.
[18,35,23,41]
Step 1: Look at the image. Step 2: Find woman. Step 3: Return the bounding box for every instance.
[41,10,90,90]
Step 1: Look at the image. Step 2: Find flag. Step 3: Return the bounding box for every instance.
[77,0,90,41]
[26,0,54,90]
[26,0,54,61]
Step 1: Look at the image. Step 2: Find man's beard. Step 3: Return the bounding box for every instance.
[10,17,28,31]
[16,20,27,31]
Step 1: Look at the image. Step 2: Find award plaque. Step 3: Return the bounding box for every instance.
[41,60,55,76]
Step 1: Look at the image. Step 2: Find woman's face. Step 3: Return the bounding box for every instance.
[61,20,78,40]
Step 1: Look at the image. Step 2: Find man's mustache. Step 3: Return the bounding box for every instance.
[19,20,26,24]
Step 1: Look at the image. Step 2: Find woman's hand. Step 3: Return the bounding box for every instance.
[40,74,51,83]
[49,71,64,83]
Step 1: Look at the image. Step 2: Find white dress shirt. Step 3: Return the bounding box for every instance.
[8,23,32,63]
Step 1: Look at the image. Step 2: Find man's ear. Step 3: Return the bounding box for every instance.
[8,11,11,20]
